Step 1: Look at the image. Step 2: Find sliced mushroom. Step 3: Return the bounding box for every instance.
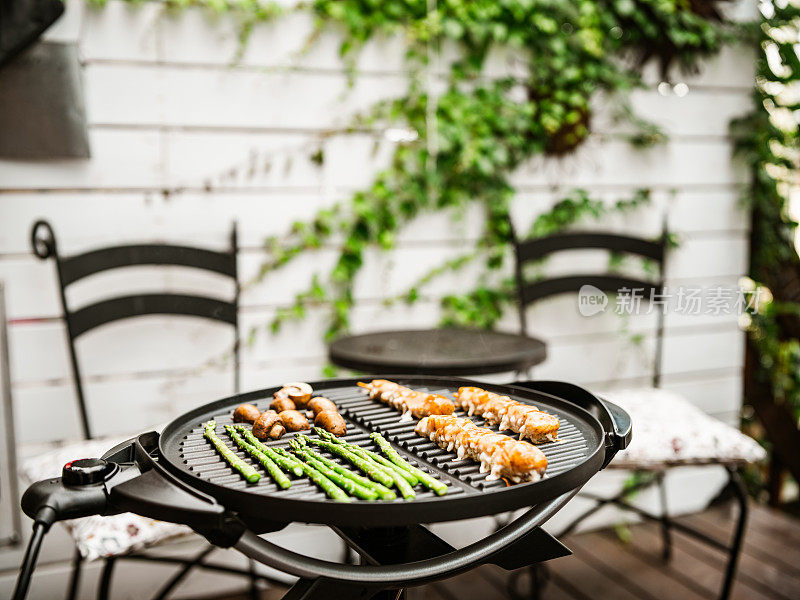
[279,409,310,432]
[278,382,313,408]
[252,410,280,440]
[233,403,261,424]
[270,397,296,413]
[267,423,286,440]
[314,410,347,437]
[307,397,337,416]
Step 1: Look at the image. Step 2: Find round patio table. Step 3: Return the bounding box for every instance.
[328,328,547,376]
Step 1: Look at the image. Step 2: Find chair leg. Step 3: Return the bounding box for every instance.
[556,473,657,538]
[150,545,215,600]
[719,469,748,600]
[656,471,672,562]
[97,557,116,600]
[66,549,83,600]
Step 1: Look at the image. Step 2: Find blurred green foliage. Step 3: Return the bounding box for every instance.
[731,1,800,499]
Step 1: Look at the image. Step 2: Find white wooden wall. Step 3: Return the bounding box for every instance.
[0,1,756,598]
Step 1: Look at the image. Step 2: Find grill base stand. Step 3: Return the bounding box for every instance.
[280,524,570,600]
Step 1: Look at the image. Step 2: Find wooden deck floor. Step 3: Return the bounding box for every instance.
[232,503,800,600]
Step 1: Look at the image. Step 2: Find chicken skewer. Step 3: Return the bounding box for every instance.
[415,415,548,482]
[357,380,455,420]
[456,386,559,443]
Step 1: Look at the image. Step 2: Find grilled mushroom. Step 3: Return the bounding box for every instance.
[279,409,310,432]
[270,397,296,413]
[252,410,280,440]
[307,397,337,416]
[314,410,347,436]
[268,423,286,439]
[233,403,261,424]
[276,382,313,408]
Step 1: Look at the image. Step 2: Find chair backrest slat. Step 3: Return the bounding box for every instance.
[516,232,665,264]
[29,220,240,440]
[59,245,236,286]
[520,275,660,306]
[68,294,238,339]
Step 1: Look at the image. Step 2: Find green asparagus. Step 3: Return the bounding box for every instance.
[271,448,350,502]
[233,425,303,477]
[295,436,396,500]
[225,425,291,489]
[382,464,416,500]
[313,428,418,485]
[370,432,448,496]
[289,442,378,501]
[204,421,260,483]
[305,438,395,488]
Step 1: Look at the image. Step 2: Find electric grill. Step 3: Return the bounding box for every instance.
[14,376,630,600]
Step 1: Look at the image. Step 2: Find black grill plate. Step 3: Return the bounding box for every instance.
[158,376,605,527]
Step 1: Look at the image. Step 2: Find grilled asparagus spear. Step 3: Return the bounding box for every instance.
[233,425,303,477]
[204,421,260,483]
[271,447,350,502]
[289,441,378,501]
[306,435,415,499]
[225,425,290,489]
[295,436,396,500]
[305,437,396,488]
[313,428,418,485]
[370,432,448,495]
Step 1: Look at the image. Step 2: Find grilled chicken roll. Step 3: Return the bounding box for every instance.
[456,387,559,443]
[357,380,455,419]
[416,415,547,482]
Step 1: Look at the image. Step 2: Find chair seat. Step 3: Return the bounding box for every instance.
[599,388,767,470]
[20,434,192,561]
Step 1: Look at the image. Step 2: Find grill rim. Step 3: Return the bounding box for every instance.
[158,375,607,527]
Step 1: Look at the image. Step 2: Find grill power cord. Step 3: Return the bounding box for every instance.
[12,507,56,600]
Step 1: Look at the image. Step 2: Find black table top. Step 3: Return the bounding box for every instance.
[328,328,547,376]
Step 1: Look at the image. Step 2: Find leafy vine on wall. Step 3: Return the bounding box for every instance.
[89,0,734,341]
[252,0,733,341]
[733,0,800,500]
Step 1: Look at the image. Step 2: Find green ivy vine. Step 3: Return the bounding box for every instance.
[732,0,800,499]
[88,0,737,344]
[252,0,733,341]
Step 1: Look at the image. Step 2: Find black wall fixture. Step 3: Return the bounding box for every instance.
[0,0,64,68]
[0,0,90,159]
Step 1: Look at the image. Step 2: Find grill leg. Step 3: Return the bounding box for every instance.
[657,471,672,562]
[66,549,83,600]
[248,558,260,600]
[719,469,748,600]
[506,564,546,600]
[97,557,116,600]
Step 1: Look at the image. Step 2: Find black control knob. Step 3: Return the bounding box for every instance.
[62,458,115,486]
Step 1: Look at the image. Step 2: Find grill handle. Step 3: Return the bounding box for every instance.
[509,380,632,468]
[234,488,577,588]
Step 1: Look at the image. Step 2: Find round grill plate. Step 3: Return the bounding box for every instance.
[159,376,605,527]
